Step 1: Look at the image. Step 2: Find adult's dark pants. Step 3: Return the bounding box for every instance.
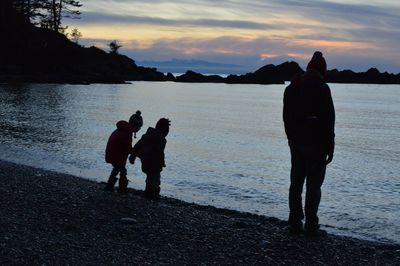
[289,144,326,231]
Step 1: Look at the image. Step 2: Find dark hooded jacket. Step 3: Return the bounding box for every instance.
[132,127,166,174]
[283,70,335,151]
[105,121,134,167]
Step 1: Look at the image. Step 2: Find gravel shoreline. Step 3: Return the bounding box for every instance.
[0,160,399,265]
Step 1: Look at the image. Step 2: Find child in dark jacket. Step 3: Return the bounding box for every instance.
[104,111,143,192]
[130,118,170,199]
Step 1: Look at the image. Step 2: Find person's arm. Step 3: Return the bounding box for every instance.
[129,137,144,164]
[161,140,166,167]
[322,84,335,164]
[283,85,295,144]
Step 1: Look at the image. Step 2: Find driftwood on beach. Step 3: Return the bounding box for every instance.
[0,160,398,265]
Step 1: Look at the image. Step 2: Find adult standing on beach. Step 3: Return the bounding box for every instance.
[283,51,335,237]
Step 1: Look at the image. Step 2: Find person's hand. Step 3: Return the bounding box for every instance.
[129,154,136,164]
[325,142,334,165]
[326,153,334,165]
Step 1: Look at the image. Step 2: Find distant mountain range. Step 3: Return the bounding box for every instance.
[138,59,253,75]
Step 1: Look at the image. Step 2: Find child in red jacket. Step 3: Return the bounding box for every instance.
[104,111,143,192]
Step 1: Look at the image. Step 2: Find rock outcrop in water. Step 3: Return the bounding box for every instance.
[175,62,400,85]
[175,62,302,84]
[225,61,302,84]
[326,68,400,84]
[175,70,225,83]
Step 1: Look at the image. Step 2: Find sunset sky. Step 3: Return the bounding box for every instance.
[66,0,400,73]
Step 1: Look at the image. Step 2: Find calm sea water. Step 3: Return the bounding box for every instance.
[0,82,399,244]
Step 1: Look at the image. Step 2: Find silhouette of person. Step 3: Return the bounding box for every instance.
[130,118,170,200]
[104,111,143,193]
[283,51,335,237]
[129,110,144,139]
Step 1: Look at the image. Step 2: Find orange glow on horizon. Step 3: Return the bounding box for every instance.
[182,48,203,55]
[260,53,310,61]
[287,53,309,60]
[73,21,379,64]
[292,39,373,50]
[260,53,279,59]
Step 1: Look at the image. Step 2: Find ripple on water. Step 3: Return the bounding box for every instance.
[0,83,399,244]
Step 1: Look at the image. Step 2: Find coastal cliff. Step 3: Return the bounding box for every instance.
[0,1,168,84]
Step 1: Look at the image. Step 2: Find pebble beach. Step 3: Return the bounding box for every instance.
[0,160,399,265]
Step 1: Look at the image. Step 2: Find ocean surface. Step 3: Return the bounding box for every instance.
[0,82,399,244]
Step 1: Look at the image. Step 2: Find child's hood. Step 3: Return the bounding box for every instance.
[116,120,134,132]
[143,127,166,142]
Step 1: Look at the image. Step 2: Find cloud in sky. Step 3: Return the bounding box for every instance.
[66,0,400,72]
[80,12,281,30]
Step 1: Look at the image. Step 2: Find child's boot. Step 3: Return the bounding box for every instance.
[118,176,129,193]
[143,184,152,199]
[105,176,118,192]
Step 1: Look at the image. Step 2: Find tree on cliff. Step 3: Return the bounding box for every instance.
[70,27,82,44]
[10,0,82,32]
[42,0,82,32]
[11,0,45,24]
[109,40,122,55]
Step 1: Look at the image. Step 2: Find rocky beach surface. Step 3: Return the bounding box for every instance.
[0,160,399,265]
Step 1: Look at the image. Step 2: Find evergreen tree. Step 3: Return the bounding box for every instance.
[9,0,82,32]
[11,0,45,24]
[70,27,82,44]
[109,40,122,55]
[46,0,82,32]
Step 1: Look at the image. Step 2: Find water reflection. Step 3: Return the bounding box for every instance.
[0,82,399,244]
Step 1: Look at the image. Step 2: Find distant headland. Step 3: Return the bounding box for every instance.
[1,2,400,85]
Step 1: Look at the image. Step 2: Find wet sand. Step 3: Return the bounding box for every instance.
[0,160,398,265]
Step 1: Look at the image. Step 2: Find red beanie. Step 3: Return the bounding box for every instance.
[306,51,327,76]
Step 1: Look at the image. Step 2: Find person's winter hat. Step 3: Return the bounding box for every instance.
[129,110,143,137]
[155,118,171,137]
[306,51,327,76]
